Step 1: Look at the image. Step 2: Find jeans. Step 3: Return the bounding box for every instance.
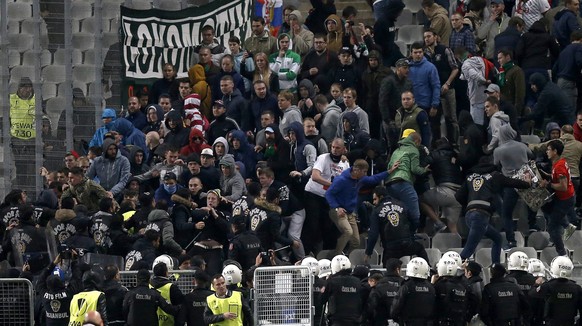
[461,209,503,263]
[282,209,306,259]
[387,181,420,232]
[502,188,520,243]
[545,196,575,256]
[329,209,360,255]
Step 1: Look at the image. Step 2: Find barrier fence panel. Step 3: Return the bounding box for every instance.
[253,266,313,326]
[0,278,34,325]
[120,270,197,294]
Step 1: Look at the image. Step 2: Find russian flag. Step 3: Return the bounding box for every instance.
[254,0,283,36]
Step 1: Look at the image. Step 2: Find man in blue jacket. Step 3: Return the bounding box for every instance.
[326,159,397,255]
[553,0,581,50]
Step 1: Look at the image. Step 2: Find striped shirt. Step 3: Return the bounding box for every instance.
[514,0,551,31]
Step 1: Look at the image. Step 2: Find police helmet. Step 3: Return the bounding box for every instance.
[550,256,573,279]
[442,251,462,267]
[318,259,332,278]
[437,256,459,277]
[222,264,242,285]
[301,257,319,276]
[528,258,546,277]
[406,257,430,279]
[153,254,174,271]
[508,251,529,272]
[331,255,352,274]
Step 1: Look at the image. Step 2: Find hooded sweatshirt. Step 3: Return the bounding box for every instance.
[147,209,183,256]
[129,145,150,176]
[325,14,344,53]
[298,79,318,119]
[112,118,148,160]
[493,124,532,176]
[142,104,164,134]
[219,154,246,201]
[486,110,511,152]
[387,136,427,184]
[287,10,314,56]
[163,110,190,148]
[221,88,250,131]
[230,130,257,178]
[553,8,580,49]
[180,128,207,157]
[320,102,342,143]
[188,64,212,119]
[336,105,370,137]
[526,73,574,128]
[268,34,301,91]
[287,121,317,175]
[89,108,117,148]
[212,137,230,163]
[425,3,452,45]
[86,138,131,196]
[280,105,302,136]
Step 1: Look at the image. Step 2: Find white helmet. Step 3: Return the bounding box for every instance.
[331,255,352,274]
[442,251,462,267]
[528,258,546,277]
[406,257,430,279]
[437,257,459,277]
[152,254,174,271]
[222,264,242,285]
[550,256,573,279]
[318,259,332,278]
[301,257,320,276]
[508,251,529,271]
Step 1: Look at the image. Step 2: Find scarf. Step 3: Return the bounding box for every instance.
[497,61,515,88]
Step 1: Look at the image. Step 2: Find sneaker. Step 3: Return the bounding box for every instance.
[563,224,577,241]
[503,242,517,252]
[434,222,447,234]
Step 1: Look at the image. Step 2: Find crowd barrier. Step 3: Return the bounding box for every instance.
[0,278,34,325]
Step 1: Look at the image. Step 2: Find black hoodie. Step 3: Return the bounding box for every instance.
[163,110,190,149]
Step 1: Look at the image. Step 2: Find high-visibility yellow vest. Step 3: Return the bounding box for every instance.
[206,290,243,326]
[68,290,102,326]
[9,93,36,140]
[150,282,174,326]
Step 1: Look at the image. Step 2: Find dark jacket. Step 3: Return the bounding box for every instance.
[481,277,530,325]
[298,79,318,119]
[525,72,574,128]
[262,123,294,183]
[170,195,196,249]
[129,146,150,176]
[553,8,581,49]
[391,277,435,325]
[430,141,463,185]
[102,279,128,325]
[342,111,371,152]
[248,90,279,132]
[230,130,257,179]
[515,21,561,70]
[222,89,250,131]
[142,104,164,134]
[367,273,404,324]
[378,72,413,122]
[163,110,190,149]
[206,113,240,145]
[248,198,293,250]
[181,286,214,326]
[320,270,365,323]
[373,0,406,66]
[123,281,180,326]
[125,236,158,270]
[305,0,337,35]
[553,42,582,82]
[126,109,147,131]
[494,25,522,57]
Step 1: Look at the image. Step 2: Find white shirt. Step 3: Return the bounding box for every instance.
[305,153,350,197]
[514,0,550,31]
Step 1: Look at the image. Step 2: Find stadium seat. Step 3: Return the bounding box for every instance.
[400,256,411,266]
[73,64,96,83]
[565,230,582,251]
[431,233,462,252]
[540,247,560,266]
[84,49,109,65]
[157,1,182,10]
[475,248,495,267]
[8,33,34,53]
[395,40,408,57]
[54,48,83,66]
[103,32,120,47]
[527,231,551,251]
[23,49,52,68]
[405,0,423,13]
[425,248,441,267]
[316,250,335,260]
[520,134,541,144]
[110,17,120,33]
[7,2,32,22]
[506,247,538,260]
[42,82,58,101]
[349,249,379,266]
[72,33,94,52]
[102,1,122,20]
[20,18,50,49]
[46,97,67,137]
[397,25,425,44]
[59,81,88,99]
[395,9,414,27]
[573,250,582,264]
[72,2,93,20]
[7,20,20,34]
[130,0,153,10]
[415,233,430,248]
[81,17,110,34]
[9,65,36,85]
[42,65,67,84]
[8,50,20,68]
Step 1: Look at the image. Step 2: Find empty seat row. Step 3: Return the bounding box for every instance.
[9,48,109,69]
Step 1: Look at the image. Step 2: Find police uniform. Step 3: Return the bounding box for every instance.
[391,278,436,326]
[228,230,262,272]
[535,278,582,325]
[481,277,529,325]
[320,270,364,326]
[367,274,404,326]
[123,282,180,326]
[433,276,478,326]
[182,286,214,326]
[150,276,184,326]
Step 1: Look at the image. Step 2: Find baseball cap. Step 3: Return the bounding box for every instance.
[339,47,353,55]
[201,148,214,156]
[163,172,177,181]
[265,126,275,133]
[484,84,500,94]
[395,58,409,67]
[101,108,116,119]
[213,100,225,108]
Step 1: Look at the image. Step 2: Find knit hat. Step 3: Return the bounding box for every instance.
[184,93,201,110]
[288,10,303,24]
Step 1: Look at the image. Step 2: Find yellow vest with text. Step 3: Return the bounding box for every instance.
[68,290,102,326]
[150,282,174,326]
[9,93,36,139]
[206,290,243,326]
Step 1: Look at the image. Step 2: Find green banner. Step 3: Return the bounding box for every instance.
[120,0,252,80]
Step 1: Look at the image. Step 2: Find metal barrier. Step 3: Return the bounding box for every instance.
[253,266,313,326]
[119,270,196,294]
[0,278,34,325]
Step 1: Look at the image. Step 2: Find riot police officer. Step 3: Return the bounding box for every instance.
[507,251,536,294]
[481,263,529,325]
[391,257,436,325]
[367,258,404,326]
[321,255,364,326]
